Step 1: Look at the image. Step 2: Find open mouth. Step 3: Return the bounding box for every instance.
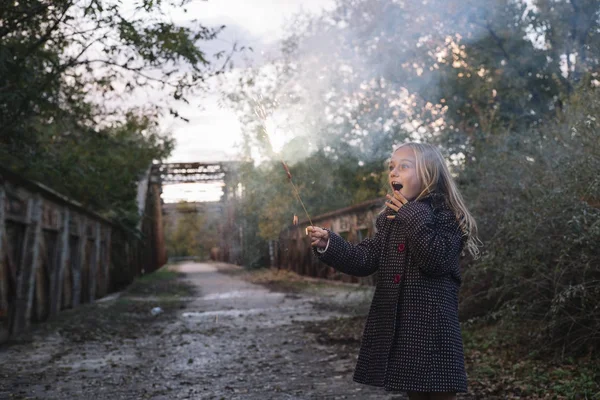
[392,182,403,191]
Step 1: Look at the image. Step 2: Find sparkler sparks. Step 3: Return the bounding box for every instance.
[254,100,314,230]
[264,117,286,153]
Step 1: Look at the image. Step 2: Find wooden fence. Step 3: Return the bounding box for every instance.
[275,197,386,285]
[0,167,165,342]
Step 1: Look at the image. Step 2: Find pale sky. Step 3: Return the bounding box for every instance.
[158,0,334,202]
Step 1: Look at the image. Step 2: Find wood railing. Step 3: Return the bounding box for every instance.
[0,166,165,342]
[275,197,385,285]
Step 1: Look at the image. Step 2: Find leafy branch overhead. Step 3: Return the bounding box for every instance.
[0,0,233,226]
[1,0,231,131]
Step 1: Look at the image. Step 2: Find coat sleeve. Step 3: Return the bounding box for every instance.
[395,201,463,277]
[313,211,390,277]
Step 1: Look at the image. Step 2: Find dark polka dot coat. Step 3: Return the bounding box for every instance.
[315,192,468,393]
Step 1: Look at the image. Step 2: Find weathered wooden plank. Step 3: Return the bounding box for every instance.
[62,244,72,310]
[50,208,69,316]
[12,194,42,337]
[3,185,29,224]
[0,186,9,342]
[103,229,112,295]
[41,201,60,231]
[2,229,18,304]
[96,234,104,298]
[34,234,49,322]
[89,221,101,301]
[71,216,85,308]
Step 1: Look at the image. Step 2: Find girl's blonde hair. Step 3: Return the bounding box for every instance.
[395,142,481,259]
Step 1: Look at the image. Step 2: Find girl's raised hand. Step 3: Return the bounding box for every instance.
[385,190,409,219]
[307,226,329,248]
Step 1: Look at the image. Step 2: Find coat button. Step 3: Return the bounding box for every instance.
[393,274,401,284]
[397,243,406,252]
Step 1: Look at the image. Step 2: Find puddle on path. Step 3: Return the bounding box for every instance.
[201,290,285,301]
[182,306,296,319]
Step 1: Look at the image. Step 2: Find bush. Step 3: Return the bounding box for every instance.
[460,83,600,357]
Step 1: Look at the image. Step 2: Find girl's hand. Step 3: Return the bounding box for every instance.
[385,190,409,219]
[307,226,329,248]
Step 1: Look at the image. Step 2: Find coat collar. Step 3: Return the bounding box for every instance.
[416,191,448,211]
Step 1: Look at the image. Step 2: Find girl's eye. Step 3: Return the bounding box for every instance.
[388,165,394,171]
[400,164,410,169]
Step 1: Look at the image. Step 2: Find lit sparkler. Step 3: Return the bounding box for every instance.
[254,101,314,231]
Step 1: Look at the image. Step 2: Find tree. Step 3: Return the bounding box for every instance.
[226,0,600,163]
[1,0,227,140]
[532,0,600,86]
[0,0,232,226]
[223,0,600,356]
[164,202,222,260]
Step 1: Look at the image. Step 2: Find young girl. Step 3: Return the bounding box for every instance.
[308,142,479,400]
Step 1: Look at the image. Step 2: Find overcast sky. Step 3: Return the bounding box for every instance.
[161,0,333,163]
[157,0,334,201]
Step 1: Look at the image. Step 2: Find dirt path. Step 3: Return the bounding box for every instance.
[0,262,406,399]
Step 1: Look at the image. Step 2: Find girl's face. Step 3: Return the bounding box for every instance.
[388,146,422,201]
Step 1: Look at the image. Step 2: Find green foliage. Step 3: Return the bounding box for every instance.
[463,319,600,399]
[236,151,387,242]
[224,0,600,361]
[460,83,600,356]
[1,113,173,226]
[0,0,227,227]
[164,202,220,259]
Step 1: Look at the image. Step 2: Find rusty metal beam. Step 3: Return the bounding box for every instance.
[151,184,167,268]
[155,162,227,184]
[154,161,249,186]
